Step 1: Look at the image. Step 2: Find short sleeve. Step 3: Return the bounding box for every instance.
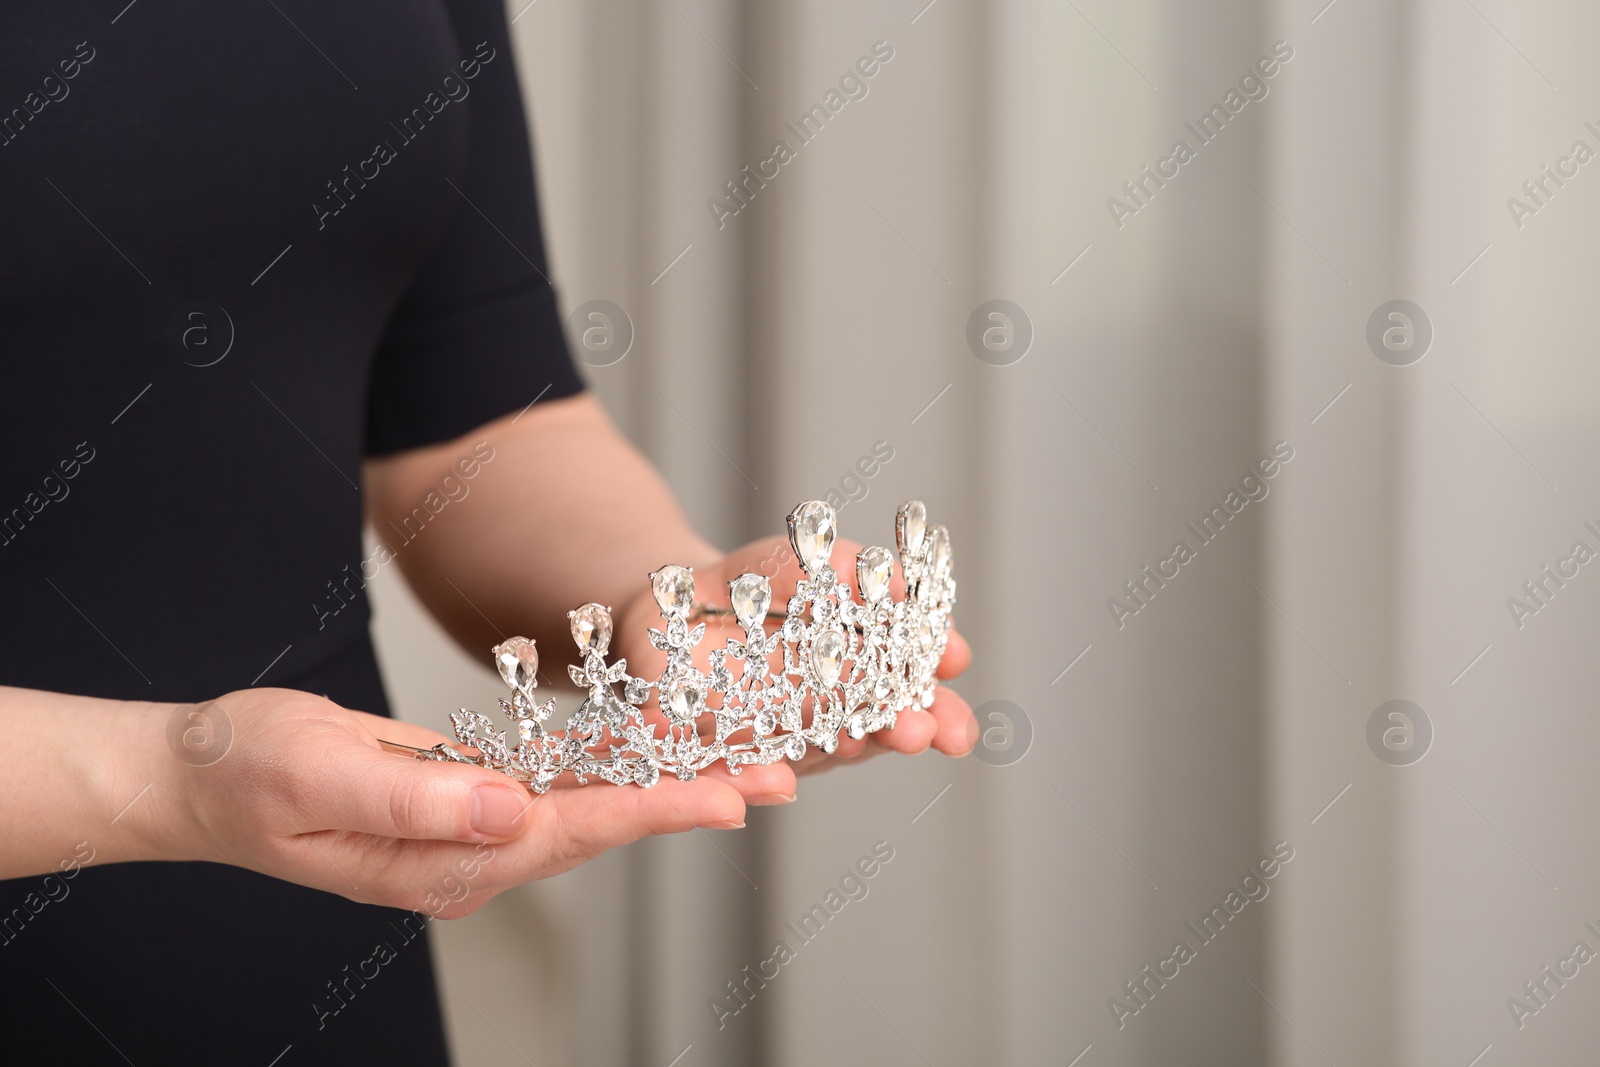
[364,0,585,456]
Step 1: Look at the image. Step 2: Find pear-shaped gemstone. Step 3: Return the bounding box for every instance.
[896,500,927,557]
[730,573,772,630]
[788,500,837,572]
[856,546,894,601]
[493,637,539,692]
[811,628,845,687]
[929,525,951,571]
[568,602,613,655]
[650,565,695,617]
[665,678,705,721]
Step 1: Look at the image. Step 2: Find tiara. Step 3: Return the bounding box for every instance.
[391,500,955,791]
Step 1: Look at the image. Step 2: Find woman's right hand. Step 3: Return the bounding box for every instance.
[119,687,794,918]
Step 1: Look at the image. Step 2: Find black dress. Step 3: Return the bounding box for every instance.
[0,2,583,1062]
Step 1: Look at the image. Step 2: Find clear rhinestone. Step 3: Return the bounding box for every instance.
[568,602,613,655]
[857,546,894,601]
[785,734,806,761]
[518,720,534,743]
[635,761,660,788]
[821,732,838,754]
[896,500,927,557]
[649,565,695,617]
[730,573,772,630]
[782,615,804,642]
[755,709,776,736]
[625,677,650,705]
[847,714,866,740]
[493,637,539,692]
[917,617,935,652]
[811,628,845,687]
[665,679,705,722]
[787,500,837,572]
[929,525,951,571]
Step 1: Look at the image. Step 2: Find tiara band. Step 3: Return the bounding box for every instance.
[393,499,954,791]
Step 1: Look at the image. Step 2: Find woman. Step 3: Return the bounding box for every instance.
[0,2,973,1063]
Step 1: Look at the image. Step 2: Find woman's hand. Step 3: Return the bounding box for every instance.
[131,687,795,918]
[612,531,975,779]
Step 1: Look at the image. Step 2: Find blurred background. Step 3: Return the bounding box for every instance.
[369,0,1600,1063]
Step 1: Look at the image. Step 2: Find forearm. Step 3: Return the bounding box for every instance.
[0,687,184,879]
[364,393,721,667]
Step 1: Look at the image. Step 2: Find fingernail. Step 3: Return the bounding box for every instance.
[470,785,526,837]
[750,791,797,805]
[705,818,746,830]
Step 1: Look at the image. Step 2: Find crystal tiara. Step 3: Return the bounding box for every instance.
[394,500,955,791]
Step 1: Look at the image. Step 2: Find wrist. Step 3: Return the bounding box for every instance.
[75,698,202,866]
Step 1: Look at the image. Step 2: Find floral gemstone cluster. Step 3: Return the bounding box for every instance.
[419,499,955,791]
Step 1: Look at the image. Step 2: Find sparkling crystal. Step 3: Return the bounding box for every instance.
[847,714,866,740]
[493,637,539,692]
[785,734,807,761]
[649,565,695,617]
[782,615,804,642]
[917,617,935,652]
[755,709,777,736]
[518,720,534,743]
[787,500,837,572]
[568,602,613,655]
[821,732,838,754]
[625,677,650,705]
[730,573,772,630]
[635,761,660,788]
[929,525,951,572]
[857,546,894,601]
[665,679,705,721]
[811,628,845,687]
[896,500,927,557]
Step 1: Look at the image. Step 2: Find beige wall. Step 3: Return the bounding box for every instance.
[367,0,1600,1062]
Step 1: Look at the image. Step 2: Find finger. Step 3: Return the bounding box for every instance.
[697,759,798,804]
[528,777,747,870]
[792,737,880,777]
[865,706,938,755]
[936,629,971,680]
[305,731,537,844]
[928,686,975,756]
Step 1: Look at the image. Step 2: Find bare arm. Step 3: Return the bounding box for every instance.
[0,688,174,880]
[363,393,720,670]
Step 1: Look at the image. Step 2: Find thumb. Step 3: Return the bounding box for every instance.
[311,738,534,843]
